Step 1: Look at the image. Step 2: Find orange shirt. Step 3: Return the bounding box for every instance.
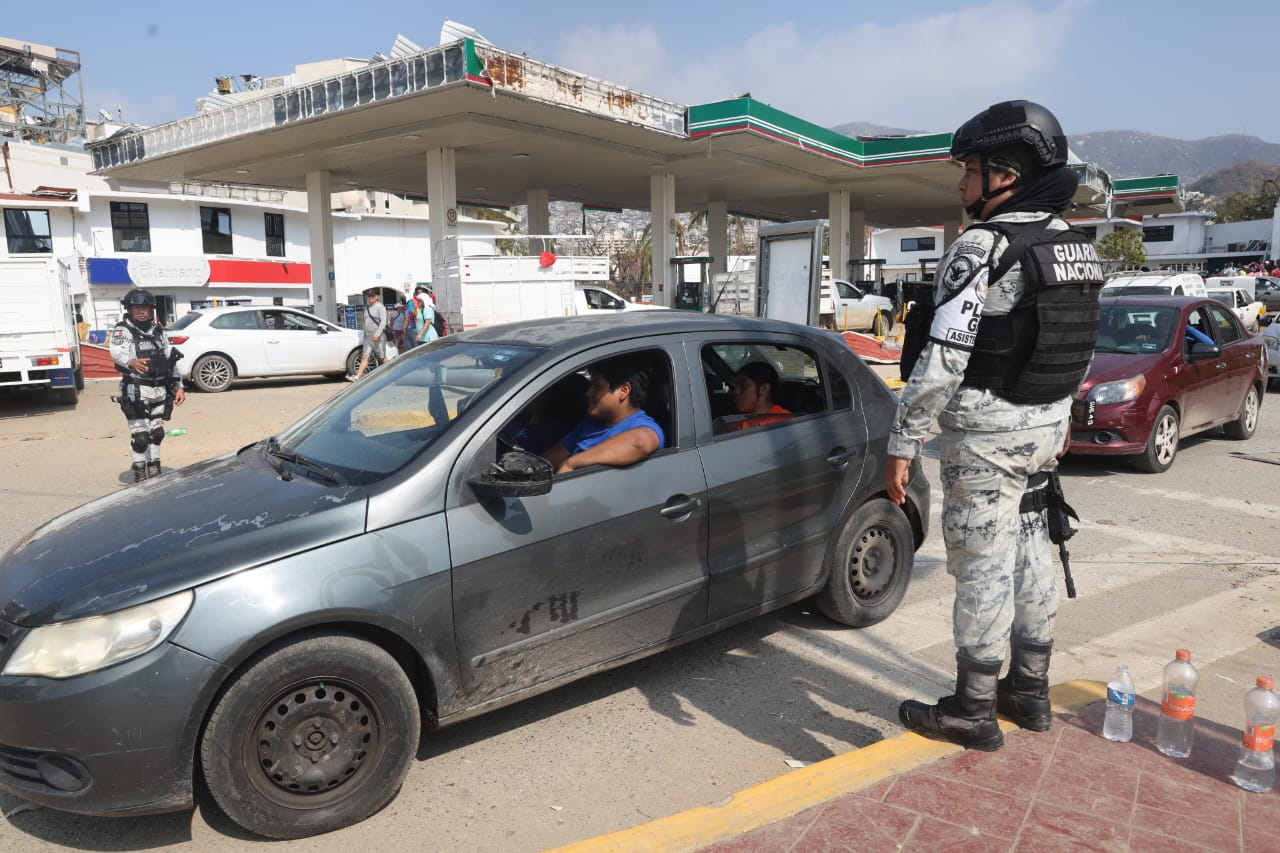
[725,404,791,432]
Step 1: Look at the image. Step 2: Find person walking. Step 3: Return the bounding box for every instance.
[886,101,1103,751]
[109,289,186,482]
[349,290,387,380]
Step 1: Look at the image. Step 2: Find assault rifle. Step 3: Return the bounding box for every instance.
[1021,470,1078,598]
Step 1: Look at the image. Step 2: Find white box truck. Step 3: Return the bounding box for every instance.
[0,257,83,406]
[435,237,634,331]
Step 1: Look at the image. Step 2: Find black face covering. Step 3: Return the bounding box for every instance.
[984,167,1080,218]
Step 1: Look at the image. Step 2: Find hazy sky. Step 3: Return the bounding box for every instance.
[8,0,1279,142]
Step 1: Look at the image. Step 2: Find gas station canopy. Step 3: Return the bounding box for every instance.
[87,38,1154,226]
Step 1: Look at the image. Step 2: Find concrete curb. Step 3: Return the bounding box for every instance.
[549,680,1108,853]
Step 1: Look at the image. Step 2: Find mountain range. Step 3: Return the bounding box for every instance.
[831,121,1280,187]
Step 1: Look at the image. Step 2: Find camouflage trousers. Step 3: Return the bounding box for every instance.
[938,415,1069,664]
[121,381,169,465]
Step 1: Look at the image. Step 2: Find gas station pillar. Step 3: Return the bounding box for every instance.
[527,188,550,245]
[650,173,676,307]
[426,148,459,327]
[828,190,850,283]
[305,169,337,321]
[943,219,961,250]
[708,201,728,275]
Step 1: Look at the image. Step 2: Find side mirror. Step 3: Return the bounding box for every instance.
[470,450,553,500]
[1187,341,1221,360]
[317,325,329,334]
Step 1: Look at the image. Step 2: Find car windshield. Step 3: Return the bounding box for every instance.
[1095,305,1181,354]
[271,340,541,484]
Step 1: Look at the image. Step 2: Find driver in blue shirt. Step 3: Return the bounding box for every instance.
[543,356,664,474]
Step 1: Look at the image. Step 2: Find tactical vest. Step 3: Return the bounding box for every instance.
[961,220,1104,403]
[116,320,174,384]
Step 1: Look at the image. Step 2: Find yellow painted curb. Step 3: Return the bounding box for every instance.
[550,680,1107,853]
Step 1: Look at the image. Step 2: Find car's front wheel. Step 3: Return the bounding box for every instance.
[1224,385,1260,440]
[201,633,420,839]
[1133,404,1179,473]
[191,354,235,393]
[816,498,914,627]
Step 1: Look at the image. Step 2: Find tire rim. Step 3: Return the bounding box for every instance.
[1243,390,1259,433]
[1153,414,1177,465]
[243,678,386,809]
[198,359,230,389]
[848,526,897,600]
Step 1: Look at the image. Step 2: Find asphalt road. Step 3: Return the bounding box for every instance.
[0,373,1277,852]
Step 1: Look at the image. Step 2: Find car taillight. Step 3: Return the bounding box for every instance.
[31,356,59,366]
[168,336,189,344]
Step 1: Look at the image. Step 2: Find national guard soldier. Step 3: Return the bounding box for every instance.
[110,289,186,482]
[885,101,1103,751]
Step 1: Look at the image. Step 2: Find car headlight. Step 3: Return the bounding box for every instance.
[1088,374,1147,405]
[2,590,193,679]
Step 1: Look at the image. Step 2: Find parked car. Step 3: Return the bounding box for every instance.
[1067,295,1265,472]
[1101,271,1208,299]
[1206,287,1265,333]
[1253,276,1280,317]
[168,305,364,392]
[821,279,896,334]
[0,312,930,839]
[1264,321,1280,390]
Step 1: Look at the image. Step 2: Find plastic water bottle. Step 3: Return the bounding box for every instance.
[1103,664,1136,742]
[1156,649,1199,758]
[1231,675,1279,793]
[166,427,187,436]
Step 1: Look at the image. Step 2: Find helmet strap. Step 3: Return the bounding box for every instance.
[966,155,1023,219]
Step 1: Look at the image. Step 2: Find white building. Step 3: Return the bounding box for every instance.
[0,138,503,330]
[872,208,1276,280]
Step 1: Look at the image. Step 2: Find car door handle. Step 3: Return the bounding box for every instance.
[826,448,852,467]
[1215,362,1227,371]
[660,496,702,520]
[267,339,281,345]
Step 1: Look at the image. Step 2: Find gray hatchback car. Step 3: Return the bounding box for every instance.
[0,312,929,838]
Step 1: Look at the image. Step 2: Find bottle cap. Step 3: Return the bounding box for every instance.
[1259,676,1274,690]
[1175,649,1191,661]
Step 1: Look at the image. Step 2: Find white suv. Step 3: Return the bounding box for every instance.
[1101,271,1207,299]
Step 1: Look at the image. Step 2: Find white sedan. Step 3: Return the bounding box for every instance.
[168,306,363,392]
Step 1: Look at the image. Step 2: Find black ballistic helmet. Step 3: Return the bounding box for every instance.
[120,288,157,308]
[950,100,1068,169]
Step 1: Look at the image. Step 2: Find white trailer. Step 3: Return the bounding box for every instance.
[434,236,613,331]
[0,257,82,406]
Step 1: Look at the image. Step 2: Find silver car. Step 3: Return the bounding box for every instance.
[0,312,929,838]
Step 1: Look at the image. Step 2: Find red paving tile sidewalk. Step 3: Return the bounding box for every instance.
[702,697,1280,853]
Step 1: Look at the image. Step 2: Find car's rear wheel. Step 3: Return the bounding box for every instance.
[1133,404,1179,473]
[816,498,914,627]
[1224,385,1260,440]
[200,633,420,839]
[191,354,235,393]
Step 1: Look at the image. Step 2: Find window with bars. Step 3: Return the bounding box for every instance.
[265,212,285,257]
[3,208,52,253]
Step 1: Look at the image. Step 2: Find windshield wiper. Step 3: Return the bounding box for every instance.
[265,437,344,485]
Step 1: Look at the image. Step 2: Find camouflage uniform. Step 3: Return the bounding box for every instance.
[889,211,1071,664]
[110,318,182,477]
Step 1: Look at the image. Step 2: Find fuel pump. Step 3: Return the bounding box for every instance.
[672,256,713,311]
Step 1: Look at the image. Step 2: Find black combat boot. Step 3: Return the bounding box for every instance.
[147,461,162,479]
[899,653,1004,751]
[131,462,148,483]
[997,638,1053,732]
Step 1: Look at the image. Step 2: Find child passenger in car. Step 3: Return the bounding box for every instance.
[725,361,791,432]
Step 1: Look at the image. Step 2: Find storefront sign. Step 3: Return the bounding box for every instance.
[127,257,211,287]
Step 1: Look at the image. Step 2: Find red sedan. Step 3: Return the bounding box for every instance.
[1068,295,1265,473]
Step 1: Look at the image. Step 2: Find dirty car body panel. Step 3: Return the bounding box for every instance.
[0,312,928,830]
